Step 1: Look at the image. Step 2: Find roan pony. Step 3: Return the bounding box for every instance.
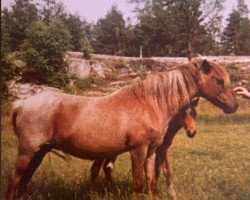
[6,59,238,200]
[90,98,199,199]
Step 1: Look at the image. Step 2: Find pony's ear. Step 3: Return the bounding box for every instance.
[201,59,211,74]
[193,59,212,74]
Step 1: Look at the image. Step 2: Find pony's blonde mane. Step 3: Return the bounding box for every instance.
[126,63,198,114]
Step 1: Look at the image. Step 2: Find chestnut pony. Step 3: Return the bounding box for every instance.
[7,60,237,200]
[90,99,198,198]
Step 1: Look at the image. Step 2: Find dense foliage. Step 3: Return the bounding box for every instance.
[1,0,93,92]
[221,0,250,55]
[93,6,127,55]
[22,20,71,87]
[2,0,249,59]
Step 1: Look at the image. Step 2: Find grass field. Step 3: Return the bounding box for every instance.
[1,96,249,200]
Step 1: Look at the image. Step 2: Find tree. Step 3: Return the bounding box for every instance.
[1,9,11,54]
[1,8,20,98]
[131,0,224,59]
[123,23,141,56]
[221,10,241,55]
[61,14,90,52]
[237,0,249,17]
[162,0,224,59]
[221,0,249,55]
[238,18,250,55]
[2,0,38,50]
[81,37,93,59]
[39,0,66,24]
[0,55,13,99]
[93,6,127,55]
[23,20,71,87]
[39,0,93,56]
[136,2,171,56]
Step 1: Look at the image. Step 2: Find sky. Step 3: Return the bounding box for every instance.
[2,0,250,25]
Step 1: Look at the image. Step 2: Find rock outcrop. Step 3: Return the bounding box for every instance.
[8,80,61,99]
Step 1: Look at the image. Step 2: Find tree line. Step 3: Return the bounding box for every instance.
[1,0,250,97]
[2,0,250,58]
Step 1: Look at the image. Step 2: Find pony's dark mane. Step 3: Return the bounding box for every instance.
[124,63,199,114]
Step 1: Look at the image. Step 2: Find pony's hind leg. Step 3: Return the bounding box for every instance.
[7,154,31,200]
[91,158,105,183]
[103,156,117,187]
[6,143,51,200]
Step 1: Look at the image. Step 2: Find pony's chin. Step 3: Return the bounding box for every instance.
[186,130,196,138]
[223,105,238,114]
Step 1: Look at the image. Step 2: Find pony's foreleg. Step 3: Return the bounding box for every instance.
[130,146,148,197]
[162,151,177,200]
[6,144,48,200]
[103,156,117,187]
[145,149,157,200]
[155,148,164,183]
[90,159,105,183]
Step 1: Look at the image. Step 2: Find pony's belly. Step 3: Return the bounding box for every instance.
[55,144,127,160]
[53,130,129,160]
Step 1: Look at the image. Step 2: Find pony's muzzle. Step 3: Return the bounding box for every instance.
[223,103,238,114]
[186,130,196,138]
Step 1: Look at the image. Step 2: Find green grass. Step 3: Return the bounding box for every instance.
[1,97,249,200]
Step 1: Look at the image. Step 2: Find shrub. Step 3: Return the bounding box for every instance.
[63,85,77,94]
[115,60,127,69]
[81,37,93,60]
[226,63,242,83]
[226,63,239,70]
[230,73,242,82]
[22,20,71,87]
[74,77,94,90]
[0,54,19,100]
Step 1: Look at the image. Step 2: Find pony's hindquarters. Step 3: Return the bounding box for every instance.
[6,94,58,200]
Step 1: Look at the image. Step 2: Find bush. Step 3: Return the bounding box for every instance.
[226,63,239,70]
[226,63,242,83]
[22,20,71,87]
[81,37,93,60]
[63,85,77,94]
[0,54,19,100]
[115,60,127,68]
[74,77,94,90]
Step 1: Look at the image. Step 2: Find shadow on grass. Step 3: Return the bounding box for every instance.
[26,175,133,200]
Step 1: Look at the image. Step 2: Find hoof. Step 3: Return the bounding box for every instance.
[168,185,177,200]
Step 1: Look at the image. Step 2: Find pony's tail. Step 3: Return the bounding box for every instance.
[12,100,23,135]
